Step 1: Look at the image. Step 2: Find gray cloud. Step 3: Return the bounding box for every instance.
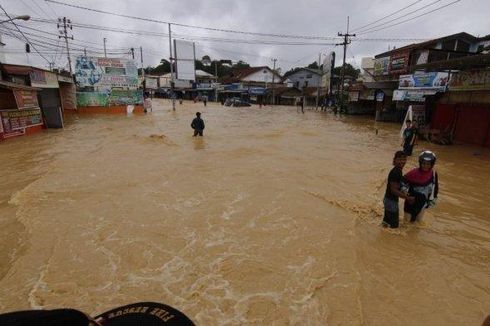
[1,0,488,72]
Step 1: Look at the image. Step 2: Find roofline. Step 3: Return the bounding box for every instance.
[375,32,478,58]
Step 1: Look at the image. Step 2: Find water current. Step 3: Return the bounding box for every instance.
[0,100,489,325]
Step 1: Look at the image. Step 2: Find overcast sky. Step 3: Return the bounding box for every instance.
[1,0,489,73]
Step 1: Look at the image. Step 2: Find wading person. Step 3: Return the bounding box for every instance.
[296,97,304,114]
[403,150,439,224]
[382,151,415,228]
[191,112,205,137]
[402,119,417,156]
[143,94,152,113]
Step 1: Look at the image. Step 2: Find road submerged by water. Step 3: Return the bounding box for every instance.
[0,100,489,325]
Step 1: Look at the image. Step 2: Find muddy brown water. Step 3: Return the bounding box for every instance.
[0,100,489,325]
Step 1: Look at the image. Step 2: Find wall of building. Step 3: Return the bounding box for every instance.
[242,69,278,84]
[286,70,321,88]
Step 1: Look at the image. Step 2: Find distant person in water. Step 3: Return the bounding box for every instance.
[191,112,205,137]
[402,150,439,224]
[382,151,415,228]
[143,94,152,113]
[296,97,304,113]
[402,119,417,156]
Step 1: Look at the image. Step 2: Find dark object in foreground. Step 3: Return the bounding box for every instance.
[0,302,195,326]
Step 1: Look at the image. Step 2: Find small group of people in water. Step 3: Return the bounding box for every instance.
[383,119,439,228]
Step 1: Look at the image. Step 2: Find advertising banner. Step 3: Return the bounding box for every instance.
[321,51,335,89]
[449,69,490,91]
[30,69,59,88]
[76,90,143,107]
[145,77,158,90]
[1,108,43,132]
[374,56,390,76]
[75,56,139,90]
[390,51,410,74]
[13,89,39,109]
[399,72,449,90]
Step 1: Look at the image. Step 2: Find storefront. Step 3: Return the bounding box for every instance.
[392,72,449,128]
[0,81,43,140]
[432,68,490,146]
[30,68,64,128]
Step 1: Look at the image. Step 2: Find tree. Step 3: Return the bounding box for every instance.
[307,61,319,69]
[145,59,171,75]
[333,63,360,79]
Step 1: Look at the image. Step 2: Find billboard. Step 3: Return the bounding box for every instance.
[174,40,195,81]
[145,77,158,90]
[76,90,143,107]
[30,69,59,88]
[389,50,410,74]
[449,69,490,91]
[399,72,449,90]
[374,56,390,76]
[74,56,139,90]
[321,51,335,90]
[1,108,43,133]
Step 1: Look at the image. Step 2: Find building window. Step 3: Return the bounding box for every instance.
[306,74,312,78]
[442,39,456,51]
[456,41,470,52]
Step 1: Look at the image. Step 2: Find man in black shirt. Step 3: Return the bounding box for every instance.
[191,112,205,137]
[383,151,415,228]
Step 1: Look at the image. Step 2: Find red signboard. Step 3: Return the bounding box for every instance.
[1,108,43,135]
[390,50,410,74]
[13,89,39,109]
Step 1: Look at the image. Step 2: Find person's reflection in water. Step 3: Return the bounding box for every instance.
[193,137,205,150]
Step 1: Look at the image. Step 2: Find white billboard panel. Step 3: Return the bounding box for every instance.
[174,40,195,81]
[322,51,335,89]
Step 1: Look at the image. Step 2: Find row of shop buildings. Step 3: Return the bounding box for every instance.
[0,55,149,140]
[346,32,490,147]
[0,63,75,140]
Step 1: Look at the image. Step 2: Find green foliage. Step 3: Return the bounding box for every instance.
[332,63,360,79]
[142,56,250,79]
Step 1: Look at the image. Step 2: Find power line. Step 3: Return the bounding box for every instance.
[0,13,438,44]
[45,0,341,41]
[355,0,445,34]
[357,0,462,35]
[30,0,55,19]
[350,0,425,32]
[0,4,51,65]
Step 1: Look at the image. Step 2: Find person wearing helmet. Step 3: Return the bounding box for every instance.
[382,151,415,228]
[402,150,439,223]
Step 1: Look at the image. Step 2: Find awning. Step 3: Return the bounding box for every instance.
[0,80,40,91]
[1,64,33,75]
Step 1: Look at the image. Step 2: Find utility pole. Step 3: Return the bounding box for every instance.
[103,37,107,57]
[168,23,175,111]
[271,58,277,105]
[316,52,321,109]
[57,17,73,74]
[140,46,145,94]
[337,16,355,113]
[214,60,218,102]
[130,47,135,60]
[140,46,144,79]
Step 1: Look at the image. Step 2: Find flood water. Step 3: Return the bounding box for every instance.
[0,100,489,325]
